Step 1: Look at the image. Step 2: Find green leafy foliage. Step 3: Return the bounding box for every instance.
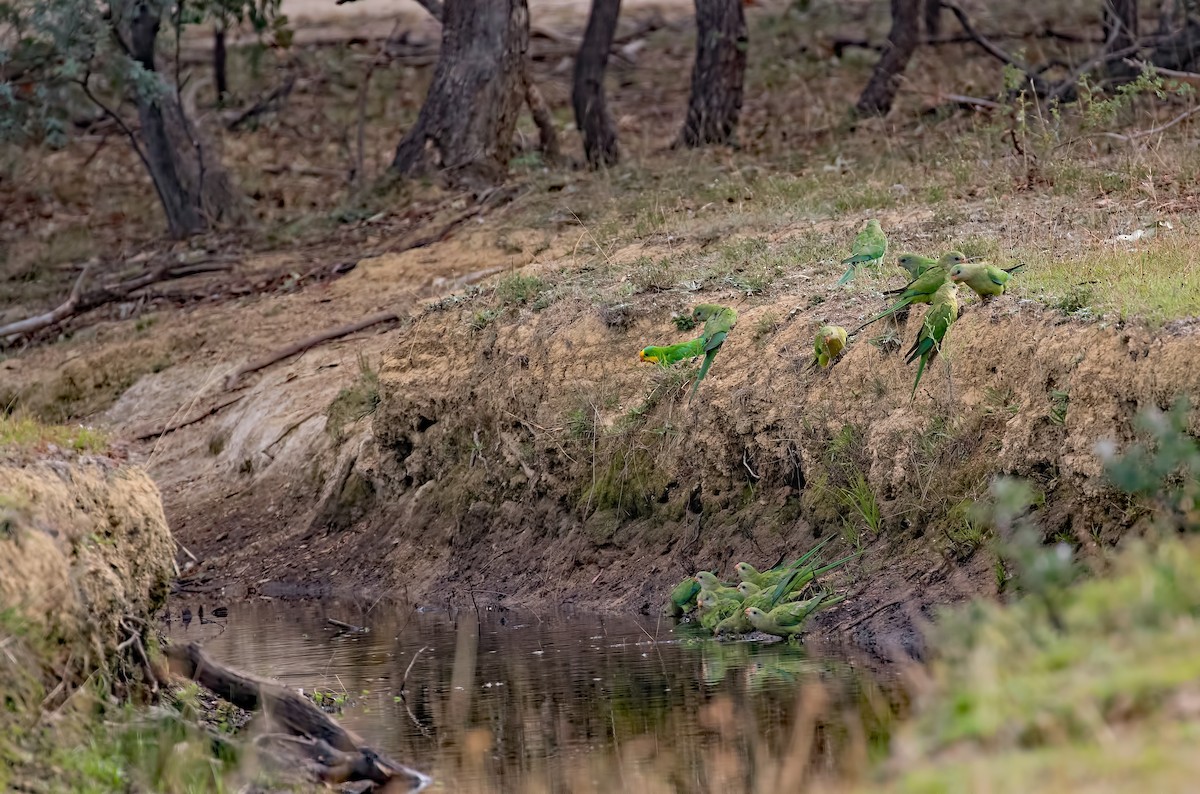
[1101,397,1200,532]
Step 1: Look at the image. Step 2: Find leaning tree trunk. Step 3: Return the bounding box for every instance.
[923,0,942,38]
[1103,0,1140,79]
[122,0,243,238]
[855,0,921,116]
[392,0,530,187]
[678,0,747,148]
[213,24,229,103]
[573,0,621,168]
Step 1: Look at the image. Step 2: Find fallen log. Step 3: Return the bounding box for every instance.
[165,641,429,790]
[223,310,401,389]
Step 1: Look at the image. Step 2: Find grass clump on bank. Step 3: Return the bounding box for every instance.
[0,414,107,454]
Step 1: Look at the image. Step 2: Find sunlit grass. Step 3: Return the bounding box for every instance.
[0,415,107,453]
[1017,237,1200,322]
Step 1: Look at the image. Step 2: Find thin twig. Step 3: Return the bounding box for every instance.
[77,70,153,176]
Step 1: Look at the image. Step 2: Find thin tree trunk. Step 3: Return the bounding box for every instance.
[1103,0,1140,79]
[678,0,747,148]
[121,0,243,238]
[923,0,941,38]
[855,0,921,116]
[392,0,530,187]
[214,24,229,103]
[128,1,205,237]
[524,76,562,165]
[573,0,621,167]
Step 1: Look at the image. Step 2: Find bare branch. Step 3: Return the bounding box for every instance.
[941,2,1050,95]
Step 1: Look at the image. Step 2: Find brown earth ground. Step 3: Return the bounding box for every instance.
[3,0,1200,658]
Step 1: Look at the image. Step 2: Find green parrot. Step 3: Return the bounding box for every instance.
[906,282,959,400]
[896,252,940,280]
[853,251,967,334]
[810,325,849,370]
[697,591,742,632]
[714,608,753,636]
[662,575,701,618]
[688,304,738,402]
[694,571,744,602]
[745,593,844,639]
[734,537,835,588]
[837,219,887,285]
[949,261,1026,300]
[639,337,706,367]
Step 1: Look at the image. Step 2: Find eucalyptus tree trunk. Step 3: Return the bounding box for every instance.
[855,0,921,116]
[391,0,530,187]
[573,0,621,167]
[120,0,243,237]
[678,0,747,147]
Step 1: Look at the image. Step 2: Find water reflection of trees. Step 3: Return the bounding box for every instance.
[182,602,901,793]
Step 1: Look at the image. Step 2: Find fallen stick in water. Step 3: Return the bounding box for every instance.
[165,641,428,790]
[327,617,371,634]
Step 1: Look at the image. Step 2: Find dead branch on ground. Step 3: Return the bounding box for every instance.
[0,259,232,344]
[165,641,428,789]
[223,311,401,389]
[134,394,246,442]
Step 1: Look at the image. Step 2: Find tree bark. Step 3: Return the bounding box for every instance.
[573,0,621,167]
[120,0,243,238]
[1103,0,1140,79]
[855,0,922,116]
[923,0,942,38]
[678,0,747,148]
[392,0,530,187]
[214,24,229,103]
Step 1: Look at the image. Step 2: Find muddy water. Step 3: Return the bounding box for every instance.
[165,601,897,793]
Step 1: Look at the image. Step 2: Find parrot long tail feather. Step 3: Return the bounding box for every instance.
[1003,263,1027,274]
[853,300,908,334]
[836,265,858,286]
[911,354,928,400]
[688,347,720,403]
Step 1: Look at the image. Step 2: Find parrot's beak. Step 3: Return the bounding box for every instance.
[638,350,650,362]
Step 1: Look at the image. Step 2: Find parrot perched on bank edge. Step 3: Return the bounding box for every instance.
[694,571,744,601]
[852,251,966,334]
[697,591,742,632]
[688,304,738,402]
[745,592,844,639]
[811,325,849,369]
[949,261,1026,300]
[661,575,701,618]
[896,252,940,280]
[639,337,706,366]
[837,219,887,285]
[734,537,833,588]
[906,282,959,400]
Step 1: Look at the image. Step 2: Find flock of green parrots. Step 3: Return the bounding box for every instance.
[661,538,853,640]
[639,218,1025,400]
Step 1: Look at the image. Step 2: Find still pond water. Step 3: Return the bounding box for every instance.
[165,600,896,793]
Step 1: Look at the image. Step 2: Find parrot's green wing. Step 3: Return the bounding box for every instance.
[838,221,887,285]
[688,305,736,402]
[906,296,957,399]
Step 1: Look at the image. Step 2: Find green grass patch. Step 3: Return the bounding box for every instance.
[1018,237,1200,322]
[0,415,107,454]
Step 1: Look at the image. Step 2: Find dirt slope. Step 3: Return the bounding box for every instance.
[158,236,1200,655]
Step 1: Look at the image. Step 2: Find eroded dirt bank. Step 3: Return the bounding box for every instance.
[0,454,174,785]
[169,264,1200,655]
